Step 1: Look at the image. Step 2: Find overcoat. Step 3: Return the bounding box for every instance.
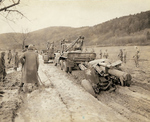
[20,50,39,84]
[14,54,19,68]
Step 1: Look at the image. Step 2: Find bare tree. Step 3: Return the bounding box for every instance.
[0,0,20,12]
[0,0,28,21]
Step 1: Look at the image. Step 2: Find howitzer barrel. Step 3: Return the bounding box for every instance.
[99,66,132,86]
[79,64,87,70]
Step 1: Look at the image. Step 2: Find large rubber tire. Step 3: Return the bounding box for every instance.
[53,58,57,66]
[44,61,48,64]
[54,60,57,66]
[63,61,68,72]
[54,62,57,66]
[60,60,63,70]
[99,81,109,87]
[81,79,96,97]
[68,67,72,74]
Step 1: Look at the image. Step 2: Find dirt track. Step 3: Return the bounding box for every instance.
[1,46,150,122]
[14,53,150,122]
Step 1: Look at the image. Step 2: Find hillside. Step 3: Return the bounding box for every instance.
[0,10,150,50]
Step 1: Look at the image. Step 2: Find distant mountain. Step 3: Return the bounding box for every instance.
[0,10,150,50]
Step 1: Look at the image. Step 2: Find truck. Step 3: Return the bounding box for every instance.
[42,42,54,63]
[54,36,96,73]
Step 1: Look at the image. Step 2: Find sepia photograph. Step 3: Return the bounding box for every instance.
[0,0,150,122]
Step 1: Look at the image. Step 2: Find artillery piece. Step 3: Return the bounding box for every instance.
[79,59,132,96]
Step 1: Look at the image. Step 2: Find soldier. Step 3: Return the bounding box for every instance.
[0,52,6,82]
[103,49,108,59]
[14,52,19,71]
[35,50,38,53]
[133,51,140,67]
[99,50,102,59]
[135,46,140,53]
[123,49,127,63]
[8,50,12,64]
[118,49,123,61]
[84,48,87,52]
[20,44,40,93]
[22,45,28,52]
[91,48,95,53]
[47,42,50,50]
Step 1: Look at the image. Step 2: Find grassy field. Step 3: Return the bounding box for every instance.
[86,45,150,84]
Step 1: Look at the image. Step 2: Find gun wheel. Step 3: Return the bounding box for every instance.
[81,79,96,97]
[63,61,69,72]
[60,60,63,70]
[68,67,72,74]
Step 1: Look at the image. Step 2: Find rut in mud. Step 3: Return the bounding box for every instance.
[0,71,22,122]
[14,54,150,122]
[2,46,150,122]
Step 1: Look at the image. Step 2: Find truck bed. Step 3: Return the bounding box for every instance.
[61,52,96,63]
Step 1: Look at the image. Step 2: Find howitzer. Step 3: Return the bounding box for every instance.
[80,59,132,95]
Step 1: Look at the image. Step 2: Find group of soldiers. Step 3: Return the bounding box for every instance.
[118,49,127,63]
[0,50,19,82]
[0,44,40,93]
[99,49,109,59]
[99,48,140,67]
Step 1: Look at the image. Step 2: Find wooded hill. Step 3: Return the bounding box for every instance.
[0,10,150,50]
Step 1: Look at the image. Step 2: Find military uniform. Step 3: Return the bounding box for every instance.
[20,44,39,93]
[8,50,12,64]
[118,49,123,61]
[99,50,102,59]
[103,50,108,59]
[0,52,6,81]
[123,49,127,63]
[14,52,19,70]
[133,51,140,67]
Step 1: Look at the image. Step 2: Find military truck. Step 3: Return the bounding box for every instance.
[42,42,54,63]
[54,36,96,73]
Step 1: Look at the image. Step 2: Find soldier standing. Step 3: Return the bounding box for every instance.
[123,49,127,63]
[8,50,12,64]
[84,48,87,52]
[14,52,19,71]
[133,51,140,67]
[103,49,108,59]
[118,49,123,61]
[91,48,95,53]
[20,44,40,93]
[47,42,50,50]
[0,52,6,82]
[99,50,102,59]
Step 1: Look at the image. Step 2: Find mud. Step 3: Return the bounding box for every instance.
[0,71,22,122]
[1,46,150,122]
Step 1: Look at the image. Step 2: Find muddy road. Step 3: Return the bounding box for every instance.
[1,46,150,122]
[14,53,150,122]
[15,57,127,122]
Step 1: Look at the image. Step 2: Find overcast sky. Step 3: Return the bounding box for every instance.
[0,0,150,34]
